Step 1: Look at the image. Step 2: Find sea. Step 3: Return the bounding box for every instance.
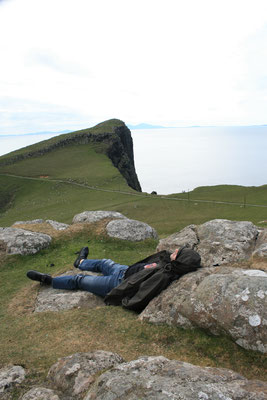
[1,126,267,195]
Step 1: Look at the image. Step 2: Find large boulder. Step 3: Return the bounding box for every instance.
[72,211,126,224]
[157,219,261,266]
[0,227,51,255]
[84,356,267,400]
[47,351,123,397]
[157,224,198,251]
[106,218,158,241]
[140,267,267,353]
[0,365,25,395]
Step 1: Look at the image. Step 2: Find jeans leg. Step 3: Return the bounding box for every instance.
[52,269,126,297]
[79,258,128,276]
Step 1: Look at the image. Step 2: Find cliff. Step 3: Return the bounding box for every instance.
[0,119,142,192]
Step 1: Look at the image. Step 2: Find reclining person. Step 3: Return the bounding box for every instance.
[27,246,201,311]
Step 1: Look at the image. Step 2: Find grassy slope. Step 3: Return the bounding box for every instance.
[0,226,266,396]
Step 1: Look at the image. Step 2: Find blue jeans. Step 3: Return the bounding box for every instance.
[52,259,129,297]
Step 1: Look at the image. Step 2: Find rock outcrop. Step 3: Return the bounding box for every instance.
[3,354,266,399]
[140,266,267,353]
[20,387,59,400]
[35,271,104,313]
[0,119,142,192]
[47,351,123,397]
[157,219,265,266]
[106,218,158,241]
[84,356,267,400]
[72,210,126,224]
[0,227,51,255]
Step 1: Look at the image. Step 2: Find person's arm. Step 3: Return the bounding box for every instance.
[144,263,157,269]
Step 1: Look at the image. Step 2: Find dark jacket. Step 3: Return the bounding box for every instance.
[104,248,201,312]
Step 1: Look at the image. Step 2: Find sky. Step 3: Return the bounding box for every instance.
[1,0,267,136]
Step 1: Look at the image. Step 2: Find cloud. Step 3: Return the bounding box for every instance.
[1,0,267,133]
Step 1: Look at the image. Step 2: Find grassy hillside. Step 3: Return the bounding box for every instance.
[0,174,267,236]
[0,225,266,399]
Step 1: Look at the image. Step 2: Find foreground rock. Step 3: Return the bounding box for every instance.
[0,227,51,255]
[34,272,104,313]
[48,351,123,397]
[0,365,25,395]
[85,356,267,400]
[157,219,263,266]
[106,218,158,241]
[20,387,59,400]
[72,211,126,224]
[140,267,267,353]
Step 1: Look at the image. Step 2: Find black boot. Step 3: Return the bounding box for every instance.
[73,246,89,268]
[27,270,52,285]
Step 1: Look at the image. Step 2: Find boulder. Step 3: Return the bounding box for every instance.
[253,228,267,258]
[157,224,198,252]
[20,387,59,400]
[45,220,69,231]
[0,227,51,255]
[34,271,104,313]
[196,219,259,266]
[72,211,126,224]
[47,351,123,397]
[0,365,25,395]
[157,219,261,266]
[106,218,158,241]
[140,267,267,353]
[84,356,267,400]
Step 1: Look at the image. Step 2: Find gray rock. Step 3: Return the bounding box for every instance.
[13,219,44,225]
[106,218,158,241]
[72,211,126,224]
[196,219,259,266]
[253,228,267,257]
[157,219,261,267]
[0,365,25,394]
[0,227,51,255]
[20,387,59,400]
[157,224,198,252]
[84,356,267,400]
[35,271,104,312]
[46,220,69,231]
[140,267,267,353]
[48,351,123,397]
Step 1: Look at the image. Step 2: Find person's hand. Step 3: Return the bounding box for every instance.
[170,249,179,261]
[144,263,157,269]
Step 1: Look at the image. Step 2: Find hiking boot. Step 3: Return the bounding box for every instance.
[27,270,52,285]
[73,246,89,268]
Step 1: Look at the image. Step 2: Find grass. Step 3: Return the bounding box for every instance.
[0,225,266,400]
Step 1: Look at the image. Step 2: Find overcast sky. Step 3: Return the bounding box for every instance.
[1,0,267,135]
